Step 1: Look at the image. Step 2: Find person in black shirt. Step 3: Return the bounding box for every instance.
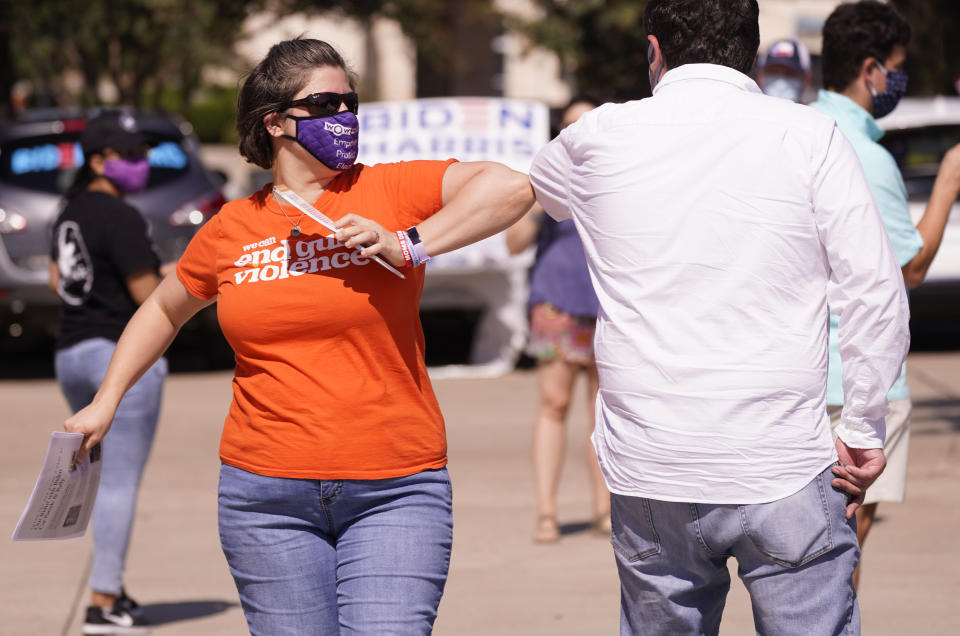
[49,110,165,635]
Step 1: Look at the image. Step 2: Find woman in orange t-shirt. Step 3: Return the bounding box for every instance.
[63,38,534,635]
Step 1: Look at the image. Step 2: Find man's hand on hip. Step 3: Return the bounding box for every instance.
[831,440,886,519]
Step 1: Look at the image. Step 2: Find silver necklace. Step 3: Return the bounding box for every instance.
[271,193,305,236]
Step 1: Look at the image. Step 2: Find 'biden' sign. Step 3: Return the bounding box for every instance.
[356,97,550,173]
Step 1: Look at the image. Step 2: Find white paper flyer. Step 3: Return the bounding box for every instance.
[12,432,102,541]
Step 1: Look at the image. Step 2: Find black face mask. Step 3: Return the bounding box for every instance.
[868,63,909,119]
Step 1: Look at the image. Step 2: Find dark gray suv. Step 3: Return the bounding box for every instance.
[0,108,225,350]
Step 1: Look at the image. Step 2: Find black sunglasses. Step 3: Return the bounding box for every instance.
[285,92,359,116]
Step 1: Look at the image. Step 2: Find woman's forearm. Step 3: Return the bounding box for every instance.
[418,165,535,257]
[94,300,178,408]
[903,173,960,288]
[66,274,213,458]
[94,275,212,408]
[904,143,960,288]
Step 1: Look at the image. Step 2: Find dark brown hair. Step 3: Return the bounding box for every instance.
[821,1,911,92]
[644,0,760,75]
[236,38,357,169]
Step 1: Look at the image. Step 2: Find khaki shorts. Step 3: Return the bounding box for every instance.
[829,398,911,505]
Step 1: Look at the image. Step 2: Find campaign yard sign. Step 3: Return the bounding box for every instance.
[356,97,550,175]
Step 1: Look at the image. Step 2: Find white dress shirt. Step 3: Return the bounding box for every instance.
[529,64,910,503]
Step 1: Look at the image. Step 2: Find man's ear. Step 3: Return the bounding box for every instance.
[860,56,880,82]
[263,112,286,139]
[647,35,662,70]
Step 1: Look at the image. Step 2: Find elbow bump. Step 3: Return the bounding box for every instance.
[507,171,534,202]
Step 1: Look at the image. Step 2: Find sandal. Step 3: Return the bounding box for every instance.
[533,514,560,543]
[591,513,612,537]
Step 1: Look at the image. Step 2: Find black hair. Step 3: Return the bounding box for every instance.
[643,0,760,75]
[236,38,357,169]
[821,1,911,92]
[64,159,98,201]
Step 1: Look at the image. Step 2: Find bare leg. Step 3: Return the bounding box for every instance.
[852,502,878,590]
[532,357,578,542]
[91,591,117,610]
[584,362,610,532]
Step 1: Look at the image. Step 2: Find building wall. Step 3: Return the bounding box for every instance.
[759,0,845,54]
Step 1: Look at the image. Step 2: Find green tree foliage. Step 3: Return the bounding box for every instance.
[298,0,456,60]
[3,0,264,112]
[510,0,650,102]
[891,0,960,96]
[281,0,501,100]
[280,0,499,60]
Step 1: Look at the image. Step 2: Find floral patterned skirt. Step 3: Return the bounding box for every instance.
[526,302,596,366]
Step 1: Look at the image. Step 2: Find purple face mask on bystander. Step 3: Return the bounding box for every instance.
[103,157,150,193]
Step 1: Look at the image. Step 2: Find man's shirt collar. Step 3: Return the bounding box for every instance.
[654,63,763,96]
[815,89,885,142]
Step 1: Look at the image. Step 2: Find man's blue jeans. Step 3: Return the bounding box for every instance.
[55,337,167,595]
[218,463,453,635]
[611,464,860,635]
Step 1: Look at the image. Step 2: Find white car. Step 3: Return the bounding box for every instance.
[878,97,960,337]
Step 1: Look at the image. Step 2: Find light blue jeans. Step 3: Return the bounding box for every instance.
[55,337,167,596]
[611,464,860,636]
[218,463,453,635]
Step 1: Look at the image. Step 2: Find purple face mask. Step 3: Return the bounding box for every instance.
[103,157,149,193]
[283,110,359,171]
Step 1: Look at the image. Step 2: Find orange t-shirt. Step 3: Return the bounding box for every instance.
[176,160,456,479]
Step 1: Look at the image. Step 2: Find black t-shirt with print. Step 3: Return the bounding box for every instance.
[51,190,160,350]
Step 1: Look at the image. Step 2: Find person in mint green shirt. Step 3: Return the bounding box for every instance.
[814,0,960,589]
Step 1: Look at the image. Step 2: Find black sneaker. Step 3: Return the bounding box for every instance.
[113,589,145,620]
[82,605,150,635]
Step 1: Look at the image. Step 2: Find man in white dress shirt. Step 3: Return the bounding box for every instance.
[528,0,910,634]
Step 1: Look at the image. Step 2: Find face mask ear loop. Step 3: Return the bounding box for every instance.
[648,42,664,92]
[279,112,301,144]
[866,61,885,98]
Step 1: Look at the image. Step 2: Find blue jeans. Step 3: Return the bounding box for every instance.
[218,463,453,635]
[55,337,167,595]
[611,464,860,636]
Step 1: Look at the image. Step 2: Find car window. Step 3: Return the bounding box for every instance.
[881,125,960,198]
[0,132,191,194]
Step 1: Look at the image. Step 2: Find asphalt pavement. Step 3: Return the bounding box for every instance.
[3,351,959,635]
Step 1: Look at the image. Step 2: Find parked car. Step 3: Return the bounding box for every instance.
[878,97,960,341]
[0,108,226,352]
